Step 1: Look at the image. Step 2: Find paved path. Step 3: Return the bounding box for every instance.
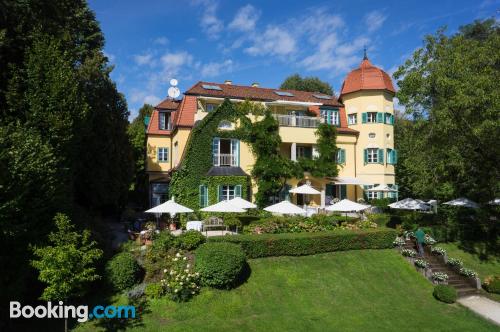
[458,295,500,326]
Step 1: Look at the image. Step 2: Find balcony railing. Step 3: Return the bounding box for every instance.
[213,153,237,166]
[273,114,321,128]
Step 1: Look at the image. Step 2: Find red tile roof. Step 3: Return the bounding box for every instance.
[174,95,197,127]
[185,81,342,107]
[146,109,172,135]
[340,58,395,98]
[156,98,181,110]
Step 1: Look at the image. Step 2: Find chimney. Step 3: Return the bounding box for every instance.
[251,82,259,88]
[224,80,232,85]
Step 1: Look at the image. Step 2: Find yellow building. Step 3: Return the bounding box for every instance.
[146,55,397,208]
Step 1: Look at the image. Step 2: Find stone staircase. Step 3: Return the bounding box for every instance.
[403,239,478,297]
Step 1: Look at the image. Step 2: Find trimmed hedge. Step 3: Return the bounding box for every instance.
[208,229,397,258]
[195,242,247,289]
[433,285,457,303]
[106,252,142,291]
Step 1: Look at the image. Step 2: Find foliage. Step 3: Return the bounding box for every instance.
[208,229,397,258]
[106,252,142,291]
[432,247,446,256]
[161,251,200,301]
[483,276,500,294]
[31,214,103,301]
[459,267,478,278]
[175,230,206,251]
[143,232,176,282]
[127,104,154,207]
[394,19,500,203]
[447,258,463,268]
[393,237,405,247]
[367,213,391,227]
[152,231,176,251]
[298,123,339,178]
[202,175,250,206]
[126,283,146,300]
[432,272,449,282]
[401,249,417,257]
[433,285,457,303]
[244,214,355,234]
[195,242,247,289]
[424,234,436,245]
[414,259,429,269]
[144,282,165,299]
[279,74,334,95]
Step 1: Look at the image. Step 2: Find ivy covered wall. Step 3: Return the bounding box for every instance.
[202,175,250,206]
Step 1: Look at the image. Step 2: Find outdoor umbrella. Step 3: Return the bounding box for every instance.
[365,184,397,193]
[388,198,430,211]
[200,200,246,213]
[145,197,194,215]
[289,183,321,195]
[325,199,370,222]
[264,200,306,215]
[488,198,500,206]
[228,197,257,209]
[443,198,479,209]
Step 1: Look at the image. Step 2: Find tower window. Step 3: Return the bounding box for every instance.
[348,113,357,125]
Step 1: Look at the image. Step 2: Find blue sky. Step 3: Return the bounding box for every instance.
[88,0,499,118]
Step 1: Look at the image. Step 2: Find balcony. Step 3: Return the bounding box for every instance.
[213,153,237,167]
[273,114,321,128]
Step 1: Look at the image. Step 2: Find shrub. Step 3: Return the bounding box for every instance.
[446,258,463,268]
[209,229,397,258]
[143,231,177,282]
[195,242,246,288]
[355,220,378,229]
[401,249,417,257]
[424,234,436,245]
[162,251,201,301]
[414,259,429,269]
[367,213,390,227]
[175,230,206,251]
[152,231,176,251]
[126,283,146,300]
[431,247,446,256]
[459,267,478,278]
[106,252,142,291]
[433,285,457,303]
[432,272,449,282]
[393,237,405,247]
[483,275,500,294]
[145,282,165,299]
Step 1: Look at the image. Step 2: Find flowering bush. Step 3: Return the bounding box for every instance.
[414,259,429,269]
[357,198,366,204]
[483,275,500,294]
[403,231,415,239]
[393,237,405,247]
[401,249,417,257]
[424,234,436,245]
[432,272,449,282]
[161,252,200,302]
[446,258,463,268]
[459,267,478,278]
[431,247,446,256]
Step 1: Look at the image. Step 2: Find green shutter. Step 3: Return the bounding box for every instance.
[364,149,368,164]
[199,185,208,207]
[217,185,222,202]
[212,137,220,166]
[235,185,242,198]
[390,114,395,125]
[387,149,392,164]
[341,149,346,164]
[362,112,367,123]
[340,185,347,199]
[377,112,384,123]
[378,149,384,164]
[394,149,398,164]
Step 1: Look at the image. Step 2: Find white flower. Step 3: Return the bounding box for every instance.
[174,289,178,293]
[164,269,167,273]
[180,282,183,286]
[174,258,178,261]
[186,264,191,268]
[176,252,181,257]
[183,257,187,260]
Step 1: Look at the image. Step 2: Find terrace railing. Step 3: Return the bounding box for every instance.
[273,114,321,128]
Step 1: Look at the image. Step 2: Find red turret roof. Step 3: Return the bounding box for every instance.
[340,58,395,98]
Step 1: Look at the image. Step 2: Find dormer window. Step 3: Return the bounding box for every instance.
[206,103,218,112]
[159,111,172,130]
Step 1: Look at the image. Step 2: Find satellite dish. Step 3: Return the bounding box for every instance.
[170,79,178,87]
[168,86,180,99]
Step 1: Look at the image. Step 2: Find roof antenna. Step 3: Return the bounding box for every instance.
[363,46,368,60]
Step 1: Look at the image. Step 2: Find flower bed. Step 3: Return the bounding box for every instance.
[393,237,405,247]
[209,229,397,258]
[446,258,463,268]
[459,267,478,278]
[431,247,446,256]
[414,259,429,269]
[432,272,449,283]
[401,249,417,257]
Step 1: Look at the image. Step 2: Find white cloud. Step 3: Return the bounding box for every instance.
[197,0,223,39]
[154,37,169,45]
[229,4,260,32]
[144,95,161,106]
[201,59,234,77]
[134,52,154,66]
[130,90,161,106]
[245,26,296,56]
[161,51,194,74]
[103,51,115,63]
[364,10,387,32]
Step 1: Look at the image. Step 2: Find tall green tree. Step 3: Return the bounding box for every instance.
[394,19,500,202]
[280,74,334,95]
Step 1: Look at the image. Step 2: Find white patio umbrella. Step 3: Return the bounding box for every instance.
[443,197,479,209]
[145,197,194,215]
[264,200,306,215]
[200,200,246,213]
[488,198,500,206]
[365,184,397,192]
[325,199,371,212]
[388,198,430,211]
[289,183,321,195]
[228,197,257,209]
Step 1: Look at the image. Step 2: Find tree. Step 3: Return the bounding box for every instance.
[128,104,154,207]
[394,19,500,202]
[280,74,334,95]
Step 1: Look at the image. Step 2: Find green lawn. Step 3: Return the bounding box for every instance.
[75,250,497,332]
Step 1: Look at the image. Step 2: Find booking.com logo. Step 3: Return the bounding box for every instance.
[10,301,136,322]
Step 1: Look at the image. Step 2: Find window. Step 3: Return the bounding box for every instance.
[218,185,242,201]
[212,138,239,166]
[367,112,377,123]
[218,120,232,129]
[157,147,169,162]
[367,148,378,163]
[348,113,357,125]
[274,91,294,97]
[313,94,333,100]
[159,112,171,130]
[364,184,379,200]
[151,183,168,207]
[368,133,376,139]
[297,146,312,159]
[199,185,208,207]
[385,113,394,125]
[336,148,346,164]
[206,103,218,112]
[362,112,384,123]
[320,109,340,126]
[387,149,398,164]
[202,84,222,90]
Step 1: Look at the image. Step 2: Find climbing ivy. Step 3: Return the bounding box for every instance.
[298,123,339,178]
[202,176,250,205]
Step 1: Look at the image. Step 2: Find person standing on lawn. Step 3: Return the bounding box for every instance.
[415,228,425,257]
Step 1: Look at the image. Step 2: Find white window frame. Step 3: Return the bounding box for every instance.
[221,185,236,201]
[158,147,169,162]
[159,112,171,130]
[348,113,357,125]
[367,112,377,123]
[367,148,378,163]
[321,109,340,126]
